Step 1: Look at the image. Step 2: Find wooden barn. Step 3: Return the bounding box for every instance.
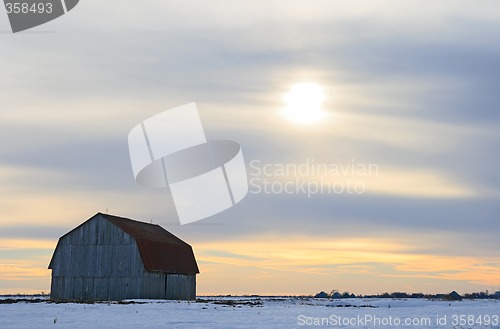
[48,213,199,301]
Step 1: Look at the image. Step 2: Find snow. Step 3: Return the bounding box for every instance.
[0,297,499,328]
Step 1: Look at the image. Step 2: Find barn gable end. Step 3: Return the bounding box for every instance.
[49,213,198,301]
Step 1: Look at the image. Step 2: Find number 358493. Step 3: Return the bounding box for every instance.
[5,2,53,14]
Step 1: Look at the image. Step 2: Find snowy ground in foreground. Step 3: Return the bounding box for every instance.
[1,297,499,329]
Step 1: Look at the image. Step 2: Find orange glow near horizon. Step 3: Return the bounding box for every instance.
[0,236,498,296]
[193,237,499,295]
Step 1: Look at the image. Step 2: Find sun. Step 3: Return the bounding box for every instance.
[283,82,326,124]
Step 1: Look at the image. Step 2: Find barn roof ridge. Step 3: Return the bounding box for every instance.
[99,212,188,244]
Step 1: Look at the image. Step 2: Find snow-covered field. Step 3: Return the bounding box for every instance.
[1,297,499,329]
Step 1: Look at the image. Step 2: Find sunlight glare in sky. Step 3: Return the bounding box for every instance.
[283,82,326,124]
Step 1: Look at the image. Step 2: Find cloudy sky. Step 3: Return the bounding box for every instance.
[0,1,499,295]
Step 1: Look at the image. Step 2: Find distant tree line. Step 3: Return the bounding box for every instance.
[314,290,500,300]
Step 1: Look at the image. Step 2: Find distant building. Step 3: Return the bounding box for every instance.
[446,291,462,301]
[314,291,328,298]
[495,291,500,299]
[49,213,199,301]
[331,292,342,299]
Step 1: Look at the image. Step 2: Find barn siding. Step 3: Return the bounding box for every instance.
[166,274,196,300]
[141,272,166,299]
[50,215,196,301]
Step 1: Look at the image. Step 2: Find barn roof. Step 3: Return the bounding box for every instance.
[49,213,199,275]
